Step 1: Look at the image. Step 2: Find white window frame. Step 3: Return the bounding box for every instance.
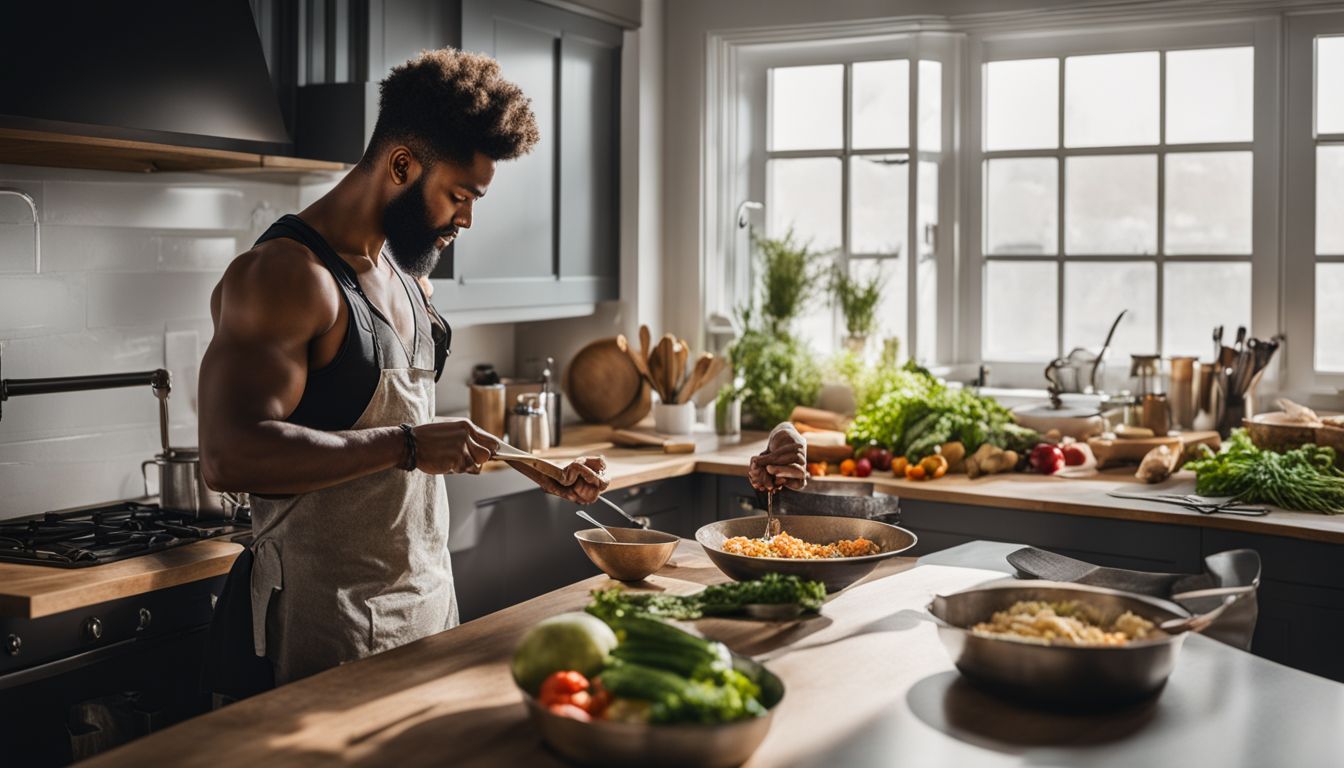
[704,25,961,364]
[1284,10,1344,401]
[963,17,1282,389]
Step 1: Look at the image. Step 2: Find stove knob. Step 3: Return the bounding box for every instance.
[138,608,153,631]
[4,634,19,656]
[84,617,103,642]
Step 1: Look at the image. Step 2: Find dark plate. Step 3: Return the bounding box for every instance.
[695,515,917,592]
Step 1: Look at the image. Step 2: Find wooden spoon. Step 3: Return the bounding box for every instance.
[677,353,715,404]
[675,338,690,396]
[655,335,677,400]
[616,334,655,389]
[639,325,652,365]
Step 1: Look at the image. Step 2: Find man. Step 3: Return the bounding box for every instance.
[199,49,608,685]
[748,423,808,493]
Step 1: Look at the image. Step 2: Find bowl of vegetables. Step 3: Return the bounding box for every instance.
[512,612,784,768]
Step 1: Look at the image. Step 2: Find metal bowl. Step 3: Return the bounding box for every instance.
[575,527,679,582]
[695,515,917,592]
[523,653,784,768]
[928,580,1191,709]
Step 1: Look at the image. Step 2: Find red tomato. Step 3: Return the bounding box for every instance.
[1029,443,1066,475]
[1061,443,1088,467]
[538,670,589,706]
[548,703,593,722]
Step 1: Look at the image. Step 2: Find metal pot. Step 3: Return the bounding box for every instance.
[142,447,237,520]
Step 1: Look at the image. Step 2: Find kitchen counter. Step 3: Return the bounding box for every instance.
[5,424,1344,619]
[84,540,1344,768]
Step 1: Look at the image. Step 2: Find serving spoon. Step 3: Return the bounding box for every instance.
[1159,584,1255,634]
[575,509,618,542]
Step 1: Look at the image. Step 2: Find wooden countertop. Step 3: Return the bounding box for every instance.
[0,539,241,619]
[6,422,1342,618]
[84,541,1344,768]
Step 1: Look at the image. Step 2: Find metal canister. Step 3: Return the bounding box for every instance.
[508,393,551,453]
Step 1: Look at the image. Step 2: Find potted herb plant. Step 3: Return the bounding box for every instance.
[828,262,885,353]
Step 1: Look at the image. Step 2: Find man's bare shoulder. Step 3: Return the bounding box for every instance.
[217,238,339,335]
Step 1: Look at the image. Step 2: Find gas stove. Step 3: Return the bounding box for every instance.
[0,500,249,568]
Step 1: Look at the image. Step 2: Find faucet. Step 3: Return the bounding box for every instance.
[0,188,40,274]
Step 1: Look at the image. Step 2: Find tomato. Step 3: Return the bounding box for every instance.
[839,459,857,477]
[854,458,873,478]
[586,680,612,717]
[1061,443,1088,467]
[548,703,593,722]
[1029,443,1066,475]
[806,462,824,477]
[892,457,910,477]
[905,463,926,480]
[538,670,589,706]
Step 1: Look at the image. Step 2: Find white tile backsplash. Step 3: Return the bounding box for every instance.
[0,165,298,519]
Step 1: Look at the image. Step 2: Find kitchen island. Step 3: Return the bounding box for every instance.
[83,540,1344,768]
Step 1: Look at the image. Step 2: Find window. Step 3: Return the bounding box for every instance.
[749,40,949,362]
[980,45,1256,369]
[1314,37,1344,372]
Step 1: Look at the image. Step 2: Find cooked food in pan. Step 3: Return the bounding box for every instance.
[721,531,880,559]
[970,600,1158,647]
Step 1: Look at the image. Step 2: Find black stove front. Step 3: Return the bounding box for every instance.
[0,501,248,567]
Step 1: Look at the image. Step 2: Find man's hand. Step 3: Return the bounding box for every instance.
[513,456,610,504]
[412,419,501,474]
[748,423,808,492]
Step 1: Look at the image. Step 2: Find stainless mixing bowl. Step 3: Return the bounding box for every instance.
[928,580,1194,708]
[695,515,917,592]
[575,527,679,582]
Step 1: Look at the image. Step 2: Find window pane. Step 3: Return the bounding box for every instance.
[769,65,843,150]
[917,161,939,362]
[1064,262,1157,363]
[1165,151,1253,255]
[1065,155,1157,255]
[851,257,906,346]
[985,58,1059,151]
[1318,36,1344,135]
[985,261,1057,361]
[1318,145,1344,255]
[1318,264,1344,371]
[768,158,841,252]
[1166,47,1254,144]
[919,60,942,153]
[1065,52,1159,147]
[985,158,1057,255]
[850,155,908,255]
[1163,262,1251,357]
[852,60,909,149]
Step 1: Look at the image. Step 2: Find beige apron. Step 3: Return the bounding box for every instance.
[248,266,456,685]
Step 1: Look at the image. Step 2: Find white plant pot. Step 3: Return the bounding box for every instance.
[653,401,695,435]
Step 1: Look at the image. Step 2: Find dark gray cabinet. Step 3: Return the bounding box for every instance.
[431,0,621,315]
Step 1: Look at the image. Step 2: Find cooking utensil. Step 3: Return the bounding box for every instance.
[575,509,617,542]
[564,337,646,424]
[1087,309,1127,393]
[676,353,715,404]
[639,324,652,364]
[928,580,1237,708]
[142,447,235,520]
[1157,585,1255,634]
[574,526,678,581]
[610,428,696,454]
[507,393,551,453]
[1105,490,1269,516]
[616,334,655,389]
[495,441,567,483]
[521,651,783,768]
[695,515,917,592]
[597,493,648,529]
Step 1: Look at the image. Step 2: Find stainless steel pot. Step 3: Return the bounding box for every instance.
[928,580,1250,709]
[142,447,239,520]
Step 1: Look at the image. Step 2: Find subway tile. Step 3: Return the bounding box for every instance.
[86,272,217,328]
[43,180,251,229]
[0,274,85,338]
[38,225,159,272]
[0,428,161,519]
[156,233,241,272]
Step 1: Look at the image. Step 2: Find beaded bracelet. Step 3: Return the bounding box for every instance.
[399,423,417,471]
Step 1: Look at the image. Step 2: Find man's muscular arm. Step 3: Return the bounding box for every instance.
[198,243,496,494]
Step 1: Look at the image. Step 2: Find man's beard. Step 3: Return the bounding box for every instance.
[382,176,455,276]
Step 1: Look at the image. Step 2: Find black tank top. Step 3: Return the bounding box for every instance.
[253,215,450,432]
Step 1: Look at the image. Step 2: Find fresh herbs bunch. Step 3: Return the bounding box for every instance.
[753,229,826,334]
[1185,429,1344,514]
[828,262,885,339]
[587,574,827,622]
[728,326,822,428]
[845,361,1037,459]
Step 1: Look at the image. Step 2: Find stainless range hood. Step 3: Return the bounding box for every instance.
[0,0,292,156]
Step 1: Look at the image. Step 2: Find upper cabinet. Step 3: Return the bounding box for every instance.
[283,0,623,321]
[432,0,621,318]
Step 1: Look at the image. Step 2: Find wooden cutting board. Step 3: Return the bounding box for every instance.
[1088,430,1220,468]
[610,429,697,454]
